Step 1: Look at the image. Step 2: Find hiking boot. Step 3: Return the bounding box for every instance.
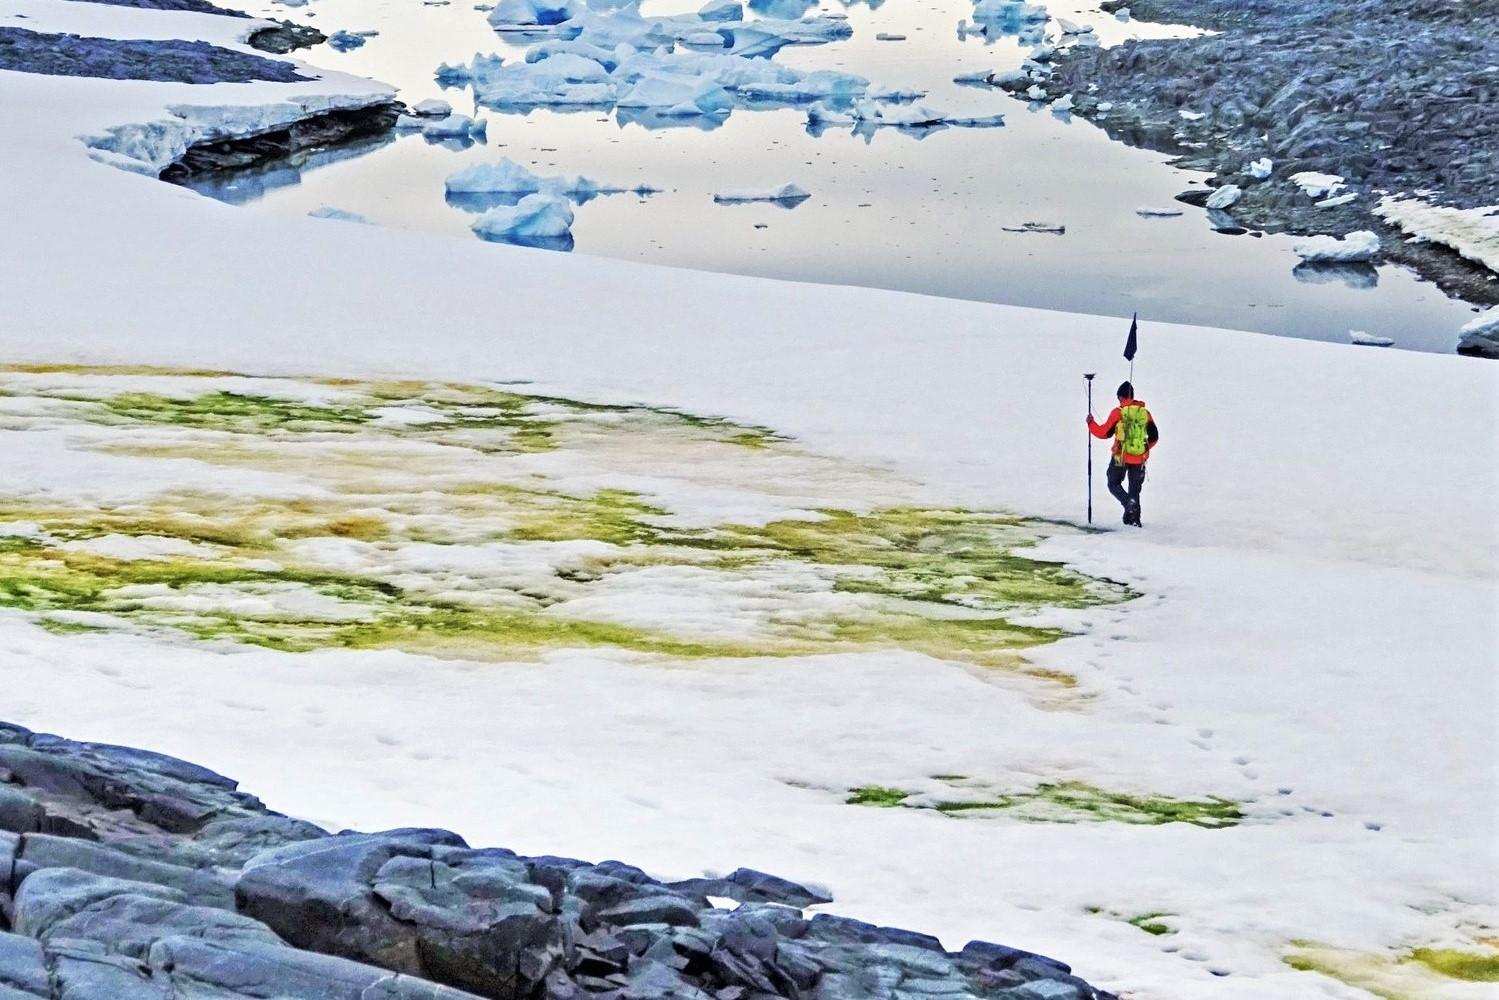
[1124,502,1141,526]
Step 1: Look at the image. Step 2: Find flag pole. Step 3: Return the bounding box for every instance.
[1083,373,1096,524]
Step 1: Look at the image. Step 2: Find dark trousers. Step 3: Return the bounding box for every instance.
[1106,461,1146,514]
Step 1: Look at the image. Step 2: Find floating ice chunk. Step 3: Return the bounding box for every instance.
[525,40,620,69]
[1317,191,1358,208]
[947,113,1005,127]
[698,0,742,19]
[1136,206,1184,218]
[875,32,906,41]
[683,30,728,46]
[617,74,734,115]
[327,30,372,51]
[972,0,1048,24]
[868,86,927,102]
[1290,171,1345,199]
[1052,93,1074,112]
[1057,17,1093,34]
[1247,157,1273,179]
[1293,230,1380,263]
[487,0,581,28]
[471,193,575,239]
[952,69,993,84]
[308,206,372,224]
[1205,184,1241,210]
[447,158,543,193]
[436,52,504,85]
[713,182,809,203]
[1028,43,1055,61]
[1002,221,1065,234]
[1026,85,1046,100]
[412,98,453,117]
[422,113,487,138]
[1348,330,1393,347]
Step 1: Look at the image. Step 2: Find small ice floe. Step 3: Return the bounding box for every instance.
[1293,230,1380,263]
[1136,206,1184,218]
[682,30,728,47]
[1290,171,1345,199]
[1056,17,1093,34]
[713,183,810,204]
[1348,330,1394,347]
[1026,84,1047,100]
[952,69,994,84]
[971,0,1049,25]
[471,193,574,241]
[808,101,946,129]
[946,112,1005,127]
[1317,191,1358,208]
[1052,93,1074,112]
[1247,157,1273,179]
[308,206,372,224]
[1002,221,1065,234]
[446,158,648,198]
[869,86,927,102]
[1028,43,1055,62]
[327,29,375,51]
[1205,184,1242,210]
[412,98,453,117]
[422,113,487,138]
[875,32,906,41]
[699,0,743,19]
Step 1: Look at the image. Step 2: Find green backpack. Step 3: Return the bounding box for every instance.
[1117,404,1151,458]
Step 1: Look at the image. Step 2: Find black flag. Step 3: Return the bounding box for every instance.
[1123,313,1138,362]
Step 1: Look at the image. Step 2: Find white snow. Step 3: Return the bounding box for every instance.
[1246,157,1273,180]
[1204,185,1241,210]
[1292,230,1381,263]
[712,183,810,203]
[1374,196,1499,273]
[470,192,576,239]
[1,4,1496,1000]
[1315,191,1357,208]
[1289,171,1345,199]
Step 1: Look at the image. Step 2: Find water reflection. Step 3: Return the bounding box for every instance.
[180,135,395,205]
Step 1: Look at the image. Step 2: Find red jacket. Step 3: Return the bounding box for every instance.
[1088,398,1158,465]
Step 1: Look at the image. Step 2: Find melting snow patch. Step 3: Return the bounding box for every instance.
[1375,197,1499,273]
[1290,171,1345,199]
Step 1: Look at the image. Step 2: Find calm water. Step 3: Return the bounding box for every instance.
[202,0,1482,351]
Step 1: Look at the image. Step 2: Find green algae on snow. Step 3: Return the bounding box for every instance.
[847,779,1243,828]
[0,366,1128,673]
[1127,913,1176,936]
[1409,948,1499,982]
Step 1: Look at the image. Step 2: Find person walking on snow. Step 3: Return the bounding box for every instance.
[1087,381,1158,526]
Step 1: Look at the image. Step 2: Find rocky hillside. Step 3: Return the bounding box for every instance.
[0,721,1114,1000]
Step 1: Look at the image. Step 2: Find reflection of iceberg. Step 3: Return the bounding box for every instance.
[747,0,816,19]
[1292,261,1379,290]
[178,134,394,205]
[615,106,728,131]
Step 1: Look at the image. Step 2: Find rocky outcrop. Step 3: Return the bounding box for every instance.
[0,27,313,83]
[0,721,1115,1000]
[1011,0,1499,308]
[159,103,403,182]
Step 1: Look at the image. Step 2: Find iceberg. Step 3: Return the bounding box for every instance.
[327,30,373,51]
[412,98,453,117]
[698,0,743,19]
[421,113,488,138]
[617,74,734,115]
[487,0,582,28]
[713,183,809,203]
[447,158,545,194]
[470,193,575,240]
[1293,230,1381,263]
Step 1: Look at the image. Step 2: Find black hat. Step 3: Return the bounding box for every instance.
[1116,380,1134,399]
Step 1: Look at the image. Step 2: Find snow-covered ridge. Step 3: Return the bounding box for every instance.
[84,88,398,176]
[1376,195,1499,274]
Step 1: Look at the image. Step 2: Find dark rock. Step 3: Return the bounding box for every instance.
[247,21,328,55]
[0,723,1120,1000]
[0,27,310,84]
